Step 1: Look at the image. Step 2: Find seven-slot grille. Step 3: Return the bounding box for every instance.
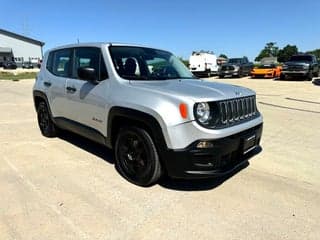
[219,96,257,125]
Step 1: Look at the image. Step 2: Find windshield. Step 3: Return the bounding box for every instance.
[257,64,276,69]
[290,55,312,62]
[109,46,196,80]
[228,58,242,64]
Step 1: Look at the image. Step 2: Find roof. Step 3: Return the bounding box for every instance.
[0,47,12,53]
[0,28,44,46]
[48,42,167,52]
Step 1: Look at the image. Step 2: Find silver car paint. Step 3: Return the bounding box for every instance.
[34,43,263,149]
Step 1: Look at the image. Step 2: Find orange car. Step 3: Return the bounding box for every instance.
[251,64,282,78]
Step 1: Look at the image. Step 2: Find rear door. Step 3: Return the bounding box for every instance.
[64,47,109,136]
[45,48,72,118]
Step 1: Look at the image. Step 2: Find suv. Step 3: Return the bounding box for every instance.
[219,57,253,78]
[280,54,319,80]
[33,43,263,186]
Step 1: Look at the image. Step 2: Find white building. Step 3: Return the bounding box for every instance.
[0,28,44,67]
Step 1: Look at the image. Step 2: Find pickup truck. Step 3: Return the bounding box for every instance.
[218,57,253,78]
[280,54,319,80]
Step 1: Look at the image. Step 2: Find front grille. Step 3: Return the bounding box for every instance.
[218,96,257,126]
[221,65,235,71]
[287,65,304,71]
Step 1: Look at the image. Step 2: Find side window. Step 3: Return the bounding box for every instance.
[51,49,72,77]
[73,47,108,81]
[46,52,53,72]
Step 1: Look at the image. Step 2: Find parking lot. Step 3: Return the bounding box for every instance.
[0,77,319,239]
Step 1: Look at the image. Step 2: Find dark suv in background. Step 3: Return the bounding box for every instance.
[219,57,253,78]
[280,54,319,80]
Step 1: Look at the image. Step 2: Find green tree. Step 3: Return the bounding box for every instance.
[178,57,189,67]
[277,45,298,62]
[255,42,279,61]
[219,54,228,59]
[306,49,320,60]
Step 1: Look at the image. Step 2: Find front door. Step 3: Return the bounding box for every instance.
[64,47,110,136]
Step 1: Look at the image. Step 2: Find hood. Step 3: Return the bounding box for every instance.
[129,79,255,102]
[285,61,310,66]
[222,63,240,67]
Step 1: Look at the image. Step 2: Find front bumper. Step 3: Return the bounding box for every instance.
[251,72,274,78]
[219,70,239,76]
[282,70,309,77]
[162,123,263,179]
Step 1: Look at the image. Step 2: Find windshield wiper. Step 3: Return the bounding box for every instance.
[120,75,149,80]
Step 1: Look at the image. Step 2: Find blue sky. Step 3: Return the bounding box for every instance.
[1,0,319,60]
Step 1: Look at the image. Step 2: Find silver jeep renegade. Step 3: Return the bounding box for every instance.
[33,43,263,186]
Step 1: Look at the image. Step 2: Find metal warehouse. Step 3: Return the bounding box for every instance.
[0,28,44,67]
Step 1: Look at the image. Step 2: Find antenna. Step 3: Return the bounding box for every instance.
[22,17,30,36]
[77,38,80,44]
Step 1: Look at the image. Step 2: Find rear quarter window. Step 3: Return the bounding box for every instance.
[47,48,72,77]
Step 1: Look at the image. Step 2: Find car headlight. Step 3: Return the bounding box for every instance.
[234,65,240,70]
[195,102,211,124]
[302,65,309,69]
[282,64,288,69]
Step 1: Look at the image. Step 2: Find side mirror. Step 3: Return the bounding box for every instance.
[78,67,97,82]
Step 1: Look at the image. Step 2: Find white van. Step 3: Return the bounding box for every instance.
[189,51,219,77]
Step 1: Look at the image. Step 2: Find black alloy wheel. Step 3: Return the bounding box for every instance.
[237,70,243,78]
[115,127,162,186]
[280,73,286,80]
[37,102,57,137]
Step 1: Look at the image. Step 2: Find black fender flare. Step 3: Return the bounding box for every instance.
[106,106,168,153]
[33,90,55,120]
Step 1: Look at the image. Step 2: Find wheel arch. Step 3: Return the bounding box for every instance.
[107,106,168,154]
[33,90,49,111]
[33,90,55,120]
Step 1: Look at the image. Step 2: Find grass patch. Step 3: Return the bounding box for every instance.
[0,72,37,80]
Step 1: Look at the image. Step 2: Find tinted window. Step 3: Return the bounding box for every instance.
[46,52,53,72]
[109,46,195,80]
[290,55,312,62]
[228,58,242,64]
[73,47,108,81]
[51,49,72,77]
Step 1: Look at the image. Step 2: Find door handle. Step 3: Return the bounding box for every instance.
[44,81,51,87]
[66,86,77,93]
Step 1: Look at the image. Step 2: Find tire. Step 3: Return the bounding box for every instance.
[115,126,162,187]
[237,70,243,78]
[307,71,313,81]
[280,73,286,80]
[37,101,57,137]
[219,75,224,79]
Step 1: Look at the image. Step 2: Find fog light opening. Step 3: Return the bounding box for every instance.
[197,141,213,149]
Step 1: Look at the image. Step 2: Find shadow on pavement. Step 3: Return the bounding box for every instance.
[57,130,262,191]
[312,78,320,86]
[273,77,311,82]
[58,130,114,164]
